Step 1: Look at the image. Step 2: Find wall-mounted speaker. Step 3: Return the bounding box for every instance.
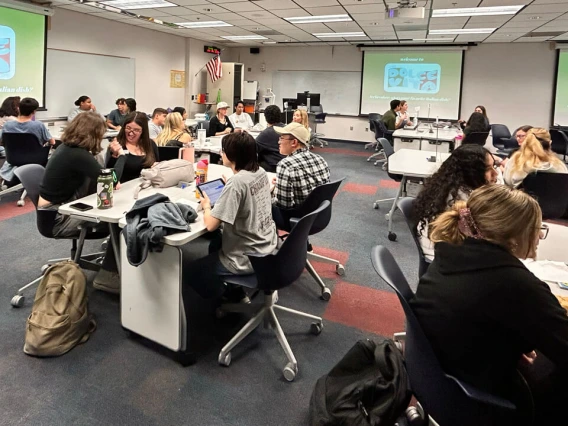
[250,48,260,54]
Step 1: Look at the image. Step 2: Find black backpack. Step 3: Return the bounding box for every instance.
[310,339,411,426]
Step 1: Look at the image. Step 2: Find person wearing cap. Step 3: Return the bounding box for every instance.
[272,122,330,228]
[208,101,235,137]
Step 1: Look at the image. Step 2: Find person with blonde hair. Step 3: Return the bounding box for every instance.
[292,109,309,130]
[155,112,192,147]
[503,128,567,188]
[411,184,568,425]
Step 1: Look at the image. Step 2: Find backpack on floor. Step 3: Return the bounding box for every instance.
[24,260,96,357]
[310,339,411,426]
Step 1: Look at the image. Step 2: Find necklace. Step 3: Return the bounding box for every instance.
[126,142,144,156]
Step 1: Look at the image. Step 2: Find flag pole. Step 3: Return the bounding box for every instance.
[194,55,219,77]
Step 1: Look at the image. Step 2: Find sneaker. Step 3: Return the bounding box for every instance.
[222,284,251,304]
[93,269,120,294]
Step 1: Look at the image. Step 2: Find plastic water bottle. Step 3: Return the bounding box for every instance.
[195,159,209,199]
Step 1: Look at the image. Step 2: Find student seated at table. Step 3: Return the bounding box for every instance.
[107,112,159,183]
[147,108,167,140]
[413,145,498,261]
[38,112,126,293]
[459,105,489,130]
[396,100,409,128]
[181,132,278,303]
[256,105,285,173]
[155,112,192,147]
[68,95,101,122]
[172,106,188,120]
[125,98,137,114]
[0,97,55,186]
[271,122,330,229]
[503,128,567,188]
[0,96,20,158]
[382,99,403,131]
[461,112,490,144]
[411,184,568,426]
[292,109,310,132]
[106,98,128,130]
[229,100,254,130]
[208,102,234,137]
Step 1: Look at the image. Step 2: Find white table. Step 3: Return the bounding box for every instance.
[386,149,451,241]
[50,128,119,141]
[393,123,460,153]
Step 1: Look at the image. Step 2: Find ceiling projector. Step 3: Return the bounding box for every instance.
[385,1,426,20]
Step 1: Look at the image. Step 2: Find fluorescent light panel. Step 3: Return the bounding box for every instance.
[221,35,268,40]
[313,32,366,38]
[263,41,277,44]
[101,0,176,9]
[432,5,524,18]
[176,21,232,28]
[286,14,351,24]
[429,28,495,35]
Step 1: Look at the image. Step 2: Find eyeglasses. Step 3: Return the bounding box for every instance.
[125,126,142,134]
[539,224,549,240]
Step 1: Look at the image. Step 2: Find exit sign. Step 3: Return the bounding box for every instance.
[204,45,221,55]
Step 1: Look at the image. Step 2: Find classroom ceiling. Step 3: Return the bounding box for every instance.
[45,0,568,45]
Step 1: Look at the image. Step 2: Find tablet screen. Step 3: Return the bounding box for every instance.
[197,179,225,206]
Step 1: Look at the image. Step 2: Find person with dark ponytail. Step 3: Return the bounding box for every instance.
[68,95,99,122]
[411,184,568,425]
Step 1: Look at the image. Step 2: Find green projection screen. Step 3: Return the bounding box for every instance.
[0,6,46,107]
[554,50,568,125]
[360,50,463,119]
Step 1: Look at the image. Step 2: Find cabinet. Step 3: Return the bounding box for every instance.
[207,62,244,113]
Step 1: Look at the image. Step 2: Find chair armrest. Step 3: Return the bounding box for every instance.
[446,374,516,410]
[71,215,101,224]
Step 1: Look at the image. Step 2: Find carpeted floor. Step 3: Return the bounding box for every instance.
[0,141,420,426]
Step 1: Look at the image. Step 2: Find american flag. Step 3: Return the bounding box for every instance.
[206,55,222,83]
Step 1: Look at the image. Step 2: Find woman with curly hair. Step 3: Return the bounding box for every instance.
[462,111,490,144]
[413,144,498,260]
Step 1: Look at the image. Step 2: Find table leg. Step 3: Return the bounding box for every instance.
[109,223,121,272]
[387,176,406,241]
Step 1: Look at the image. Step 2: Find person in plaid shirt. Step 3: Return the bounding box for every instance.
[271,122,330,229]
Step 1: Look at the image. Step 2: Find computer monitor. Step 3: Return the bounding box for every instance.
[283,97,297,110]
[308,93,320,107]
[297,92,308,106]
[296,92,320,107]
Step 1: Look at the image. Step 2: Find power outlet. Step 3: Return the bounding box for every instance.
[191,95,195,100]
[365,127,369,132]
[350,126,353,131]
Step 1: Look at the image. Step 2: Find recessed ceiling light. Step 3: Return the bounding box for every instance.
[203,8,211,12]
[221,35,268,40]
[263,41,277,44]
[313,32,366,38]
[371,22,379,26]
[286,14,352,24]
[101,0,176,10]
[432,5,524,18]
[429,28,495,35]
[176,21,233,28]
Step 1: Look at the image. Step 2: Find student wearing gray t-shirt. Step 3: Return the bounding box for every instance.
[182,132,278,303]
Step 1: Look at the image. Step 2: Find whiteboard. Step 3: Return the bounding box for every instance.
[272,70,361,115]
[42,49,135,118]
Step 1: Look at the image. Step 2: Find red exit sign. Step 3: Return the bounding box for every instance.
[204,46,221,55]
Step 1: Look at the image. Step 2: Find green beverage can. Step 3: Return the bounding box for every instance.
[97,169,114,209]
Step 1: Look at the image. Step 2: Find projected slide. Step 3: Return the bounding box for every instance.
[0,6,46,106]
[554,51,568,125]
[361,50,463,119]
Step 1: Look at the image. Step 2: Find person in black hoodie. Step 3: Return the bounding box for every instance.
[410,184,568,425]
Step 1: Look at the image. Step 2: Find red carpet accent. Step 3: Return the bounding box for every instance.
[341,182,378,195]
[309,246,349,280]
[0,199,35,221]
[316,147,370,158]
[379,179,401,189]
[324,281,405,337]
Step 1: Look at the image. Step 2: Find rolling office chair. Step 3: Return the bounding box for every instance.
[491,124,517,156]
[365,113,382,152]
[10,165,108,308]
[462,131,490,146]
[217,202,327,382]
[522,172,568,219]
[157,146,182,161]
[0,133,50,207]
[309,105,328,148]
[376,119,394,142]
[397,197,431,278]
[550,129,568,162]
[367,117,388,168]
[373,138,402,210]
[371,245,532,426]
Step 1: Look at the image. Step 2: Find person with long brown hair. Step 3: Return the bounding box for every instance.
[155,112,192,147]
[107,111,159,182]
[503,128,567,188]
[411,184,568,425]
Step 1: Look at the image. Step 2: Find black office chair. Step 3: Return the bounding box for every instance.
[157,146,181,161]
[201,120,211,136]
[462,131,490,146]
[397,197,431,278]
[309,105,328,148]
[550,129,568,162]
[11,164,108,308]
[371,245,531,426]
[373,138,402,210]
[522,172,568,219]
[0,133,50,207]
[491,124,517,153]
[367,116,387,167]
[217,201,328,382]
[376,119,394,142]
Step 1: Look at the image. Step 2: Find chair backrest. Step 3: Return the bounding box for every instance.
[462,131,489,146]
[378,137,394,158]
[522,172,568,219]
[397,197,430,277]
[294,178,344,235]
[200,120,210,132]
[3,133,51,167]
[250,201,328,291]
[550,129,568,156]
[310,104,323,113]
[377,119,393,139]
[490,124,511,140]
[369,114,382,133]
[157,146,181,161]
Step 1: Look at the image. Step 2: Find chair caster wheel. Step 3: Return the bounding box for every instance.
[17,200,25,207]
[373,203,379,209]
[218,352,231,367]
[310,322,323,335]
[388,232,397,242]
[336,264,345,276]
[367,157,371,161]
[101,239,109,251]
[283,362,297,382]
[41,264,50,274]
[320,288,331,301]
[11,295,24,308]
[385,213,390,220]
[382,164,387,171]
[215,307,227,319]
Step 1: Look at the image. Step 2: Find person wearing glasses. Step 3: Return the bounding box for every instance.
[413,145,498,261]
[107,112,159,182]
[271,122,330,229]
[503,128,567,188]
[411,184,568,425]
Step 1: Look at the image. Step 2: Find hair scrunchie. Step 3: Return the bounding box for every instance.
[458,208,483,239]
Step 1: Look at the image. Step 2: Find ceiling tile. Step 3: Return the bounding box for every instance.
[466,15,514,25]
[342,4,385,14]
[185,4,228,13]
[221,1,264,12]
[325,22,363,31]
[237,10,277,21]
[171,0,213,5]
[294,23,334,32]
[304,6,347,15]
[432,0,479,7]
[251,0,299,10]
[514,36,553,42]
[349,13,386,23]
[295,0,340,6]
[455,34,490,42]
[522,4,568,14]
[270,8,308,18]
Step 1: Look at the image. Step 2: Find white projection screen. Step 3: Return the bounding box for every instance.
[360,49,464,120]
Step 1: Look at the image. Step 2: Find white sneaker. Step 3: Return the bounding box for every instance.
[93,269,120,294]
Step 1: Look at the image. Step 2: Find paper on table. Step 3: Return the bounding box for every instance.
[521,259,568,284]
